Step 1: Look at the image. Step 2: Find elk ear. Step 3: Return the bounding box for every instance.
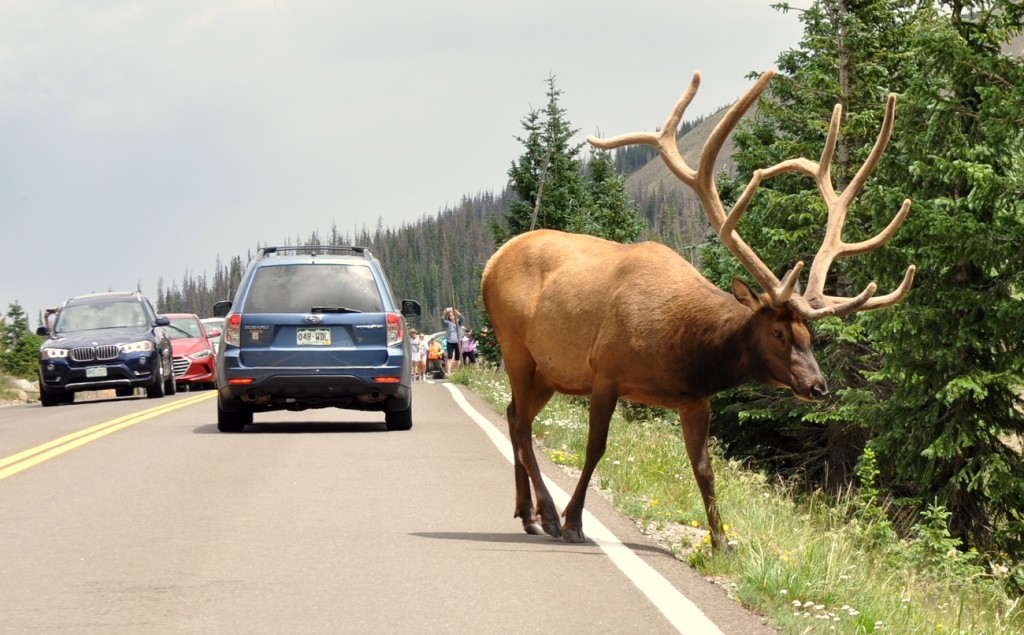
[732,278,765,312]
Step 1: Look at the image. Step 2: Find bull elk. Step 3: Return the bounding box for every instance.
[480,70,915,549]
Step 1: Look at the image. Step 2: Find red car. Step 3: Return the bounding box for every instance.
[164,313,219,390]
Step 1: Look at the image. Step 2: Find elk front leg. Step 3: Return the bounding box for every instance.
[679,400,728,550]
[561,386,617,543]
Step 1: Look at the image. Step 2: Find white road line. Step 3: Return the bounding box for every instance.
[443,383,724,635]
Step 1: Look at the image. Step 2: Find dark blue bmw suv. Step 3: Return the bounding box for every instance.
[36,291,176,406]
[213,245,421,432]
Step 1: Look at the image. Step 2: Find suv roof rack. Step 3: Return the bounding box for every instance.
[255,245,374,260]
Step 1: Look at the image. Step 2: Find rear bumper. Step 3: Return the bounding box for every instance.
[217,372,411,412]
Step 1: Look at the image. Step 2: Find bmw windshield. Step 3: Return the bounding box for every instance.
[54,301,147,334]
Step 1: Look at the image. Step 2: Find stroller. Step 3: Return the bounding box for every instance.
[426,336,447,379]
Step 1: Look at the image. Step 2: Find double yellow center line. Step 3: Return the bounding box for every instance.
[0,392,215,481]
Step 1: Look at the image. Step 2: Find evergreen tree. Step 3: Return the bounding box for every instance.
[859,0,1024,555]
[704,0,1024,558]
[703,0,925,484]
[0,302,43,378]
[584,146,645,243]
[495,76,590,245]
[493,75,643,247]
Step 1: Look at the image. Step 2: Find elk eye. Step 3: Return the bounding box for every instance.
[772,328,785,341]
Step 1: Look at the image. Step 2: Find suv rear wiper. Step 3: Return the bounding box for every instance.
[310,306,361,313]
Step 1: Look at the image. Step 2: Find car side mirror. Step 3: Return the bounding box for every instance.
[36,326,48,336]
[213,300,232,318]
[401,299,421,317]
[155,316,171,327]
[207,329,221,338]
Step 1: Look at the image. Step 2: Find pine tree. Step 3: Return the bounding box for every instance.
[0,302,43,378]
[495,76,590,244]
[584,146,645,243]
[704,0,1024,557]
[858,0,1024,555]
[493,75,643,246]
[702,0,925,485]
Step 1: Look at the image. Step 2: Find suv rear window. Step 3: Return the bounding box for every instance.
[241,263,385,314]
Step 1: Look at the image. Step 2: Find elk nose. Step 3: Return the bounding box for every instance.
[808,380,829,401]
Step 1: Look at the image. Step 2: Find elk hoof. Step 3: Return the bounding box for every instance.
[542,521,562,539]
[561,527,586,543]
[524,522,546,536]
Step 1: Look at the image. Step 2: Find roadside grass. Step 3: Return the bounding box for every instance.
[450,365,1024,634]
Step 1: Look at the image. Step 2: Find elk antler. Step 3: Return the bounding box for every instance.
[588,70,916,319]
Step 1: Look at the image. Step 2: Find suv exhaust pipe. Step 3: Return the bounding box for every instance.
[239,389,268,403]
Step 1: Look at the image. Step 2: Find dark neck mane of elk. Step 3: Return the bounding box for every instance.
[480,69,916,549]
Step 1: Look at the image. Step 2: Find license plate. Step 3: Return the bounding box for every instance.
[297,328,331,346]
[85,366,107,378]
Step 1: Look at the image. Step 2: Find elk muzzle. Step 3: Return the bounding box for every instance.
[791,351,829,402]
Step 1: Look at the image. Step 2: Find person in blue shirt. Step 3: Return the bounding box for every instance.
[442,307,464,375]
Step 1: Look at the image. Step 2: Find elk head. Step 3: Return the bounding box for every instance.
[732,278,828,402]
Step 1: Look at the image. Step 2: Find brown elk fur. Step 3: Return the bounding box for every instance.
[481,229,826,548]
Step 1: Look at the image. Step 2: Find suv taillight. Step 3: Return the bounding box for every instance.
[224,314,242,347]
[386,312,403,347]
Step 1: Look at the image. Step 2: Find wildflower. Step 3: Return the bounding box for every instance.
[612,460,621,466]
[779,589,789,595]
[690,520,700,528]
[792,600,802,608]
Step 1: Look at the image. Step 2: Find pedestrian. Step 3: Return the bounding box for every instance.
[428,337,444,378]
[409,329,426,380]
[442,307,463,374]
[461,329,477,365]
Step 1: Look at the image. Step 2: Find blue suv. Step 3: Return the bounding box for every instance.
[213,245,421,432]
[36,291,176,406]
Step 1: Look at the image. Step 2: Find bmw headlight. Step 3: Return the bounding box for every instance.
[121,341,155,353]
[41,348,69,359]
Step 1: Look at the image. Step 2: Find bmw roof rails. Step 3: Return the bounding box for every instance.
[255,245,374,260]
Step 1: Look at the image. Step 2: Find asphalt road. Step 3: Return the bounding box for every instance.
[0,382,774,634]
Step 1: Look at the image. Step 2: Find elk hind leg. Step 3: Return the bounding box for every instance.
[679,401,728,550]
[561,385,617,543]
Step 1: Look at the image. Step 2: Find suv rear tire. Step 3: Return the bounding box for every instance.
[385,404,413,431]
[217,398,253,432]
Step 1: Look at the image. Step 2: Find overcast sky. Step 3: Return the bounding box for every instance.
[0,1,804,324]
